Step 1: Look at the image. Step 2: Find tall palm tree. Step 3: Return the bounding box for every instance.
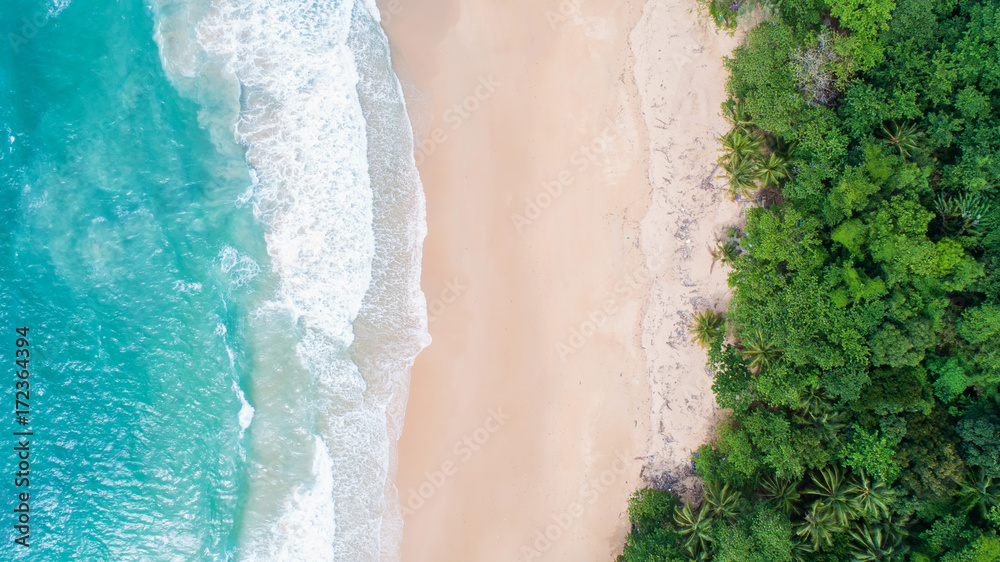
[934,192,992,237]
[741,327,782,372]
[848,470,896,521]
[791,537,815,562]
[718,127,763,164]
[849,524,908,561]
[755,153,790,187]
[709,238,741,272]
[794,500,843,551]
[689,309,724,349]
[805,466,857,527]
[809,411,847,443]
[796,386,838,422]
[720,154,759,200]
[722,99,754,130]
[760,473,802,515]
[958,468,1000,519]
[879,121,922,159]
[673,502,714,554]
[704,481,743,522]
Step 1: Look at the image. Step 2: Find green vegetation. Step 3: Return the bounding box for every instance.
[619,0,1000,558]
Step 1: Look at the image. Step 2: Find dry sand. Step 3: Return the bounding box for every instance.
[378,0,743,559]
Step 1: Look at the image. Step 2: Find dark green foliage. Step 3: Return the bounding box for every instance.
[957,409,1000,479]
[617,0,1000,558]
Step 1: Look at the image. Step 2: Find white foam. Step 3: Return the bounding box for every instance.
[218,245,260,288]
[48,0,72,18]
[171,280,203,293]
[242,437,337,562]
[149,1,431,559]
[232,382,255,432]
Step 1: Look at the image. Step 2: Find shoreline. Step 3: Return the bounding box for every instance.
[379,0,741,558]
[632,0,744,496]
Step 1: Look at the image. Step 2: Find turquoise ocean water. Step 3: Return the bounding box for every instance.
[0,0,428,559]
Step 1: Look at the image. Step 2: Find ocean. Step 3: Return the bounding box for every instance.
[0,0,429,559]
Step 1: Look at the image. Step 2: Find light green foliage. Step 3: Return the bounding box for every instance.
[618,526,684,562]
[725,22,804,137]
[829,0,896,70]
[958,305,1000,346]
[628,488,678,534]
[842,427,902,482]
[714,505,794,562]
[938,532,1000,562]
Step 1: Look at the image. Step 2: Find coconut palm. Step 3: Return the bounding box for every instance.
[796,386,837,421]
[934,192,992,237]
[760,473,802,515]
[755,153,790,187]
[848,470,896,521]
[805,466,857,527]
[809,411,847,443]
[709,238,741,272]
[879,121,922,158]
[718,127,763,164]
[958,468,1000,519]
[791,537,815,562]
[704,481,743,522]
[720,154,759,200]
[849,524,908,561]
[794,500,843,551]
[741,326,782,372]
[722,99,754,130]
[673,502,714,554]
[689,309,724,349]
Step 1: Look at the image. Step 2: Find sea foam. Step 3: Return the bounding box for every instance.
[149,0,429,559]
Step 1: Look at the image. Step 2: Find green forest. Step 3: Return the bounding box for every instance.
[618,0,1000,559]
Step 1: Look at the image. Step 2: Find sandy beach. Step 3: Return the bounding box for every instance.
[379,0,742,559]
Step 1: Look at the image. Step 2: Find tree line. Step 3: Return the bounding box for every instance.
[619,0,1000,559]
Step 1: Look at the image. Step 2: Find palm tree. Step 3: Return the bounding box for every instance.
[958,468,1000,519]
[794,500,843,551]
[741,327,782,372]
[934,192,992,237]
[796,385,843,421]
[709,238,741,272]
[848,470,896,521]
[755,153,790,187]
[879,121,922,158]
[703,481,743,522]
[791,537,815,562]
[808,411,847,443]
[760,473,802,515]
[805,466,857,527]
[720,154,759,200]
[722,99,754,130]
[718,127,762,164]
[689,309,724,349]
[849,524,908,561]
[673,502,713,554]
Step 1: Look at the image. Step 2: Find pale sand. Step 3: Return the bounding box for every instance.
[378,0,741,559]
